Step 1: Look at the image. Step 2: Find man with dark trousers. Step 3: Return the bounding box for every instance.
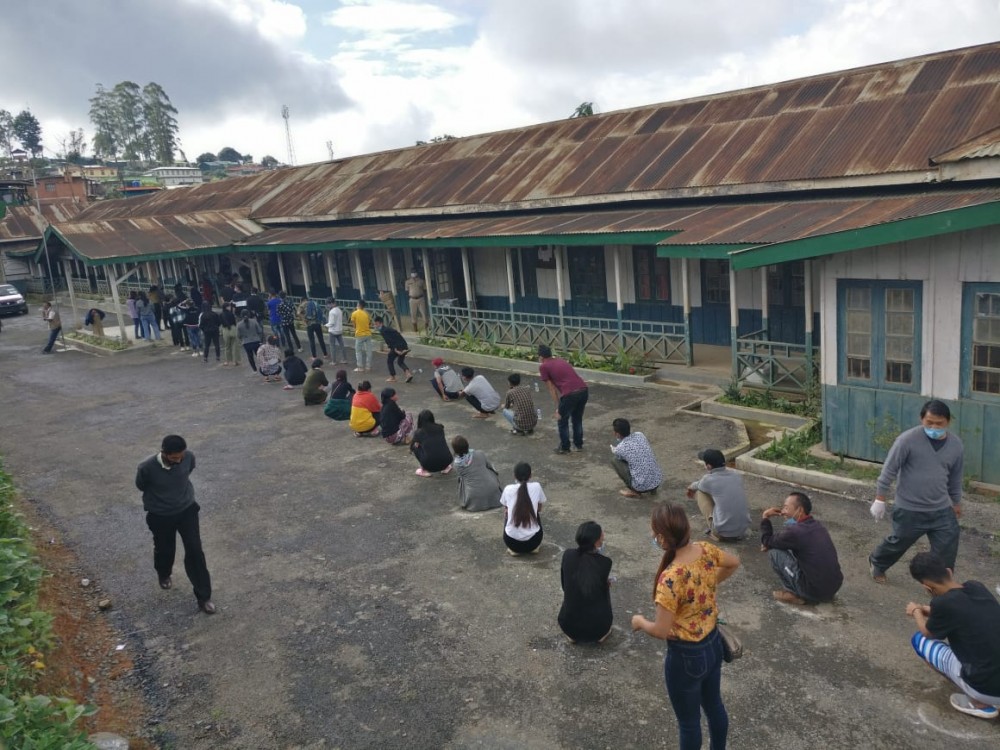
[135,435,215,614]
[538,344,589,454]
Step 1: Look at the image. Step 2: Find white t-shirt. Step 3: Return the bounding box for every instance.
[462,375,501,411]
[327,306,343,334]
[500,481,546,540]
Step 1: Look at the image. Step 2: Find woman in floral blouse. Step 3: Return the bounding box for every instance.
[631,503,740,750]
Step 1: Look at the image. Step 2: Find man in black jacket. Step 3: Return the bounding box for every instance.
[373,316,413,383]
[760,491,843,605]
[135,435,214,614]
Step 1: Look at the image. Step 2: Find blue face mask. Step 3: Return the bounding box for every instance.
[924,427,947,440]
[650,536,661,551]
[784,517,797,527]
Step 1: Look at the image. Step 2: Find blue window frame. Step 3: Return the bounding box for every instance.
[837,280,922,392]
[961,282,1000,401]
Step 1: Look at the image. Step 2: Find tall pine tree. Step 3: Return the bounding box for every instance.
[142,82,179,165]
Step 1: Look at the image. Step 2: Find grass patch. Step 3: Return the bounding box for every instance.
[0,460,97,748]
[718,379,820,418]
[66,331,132,351]
[756,422,881,482]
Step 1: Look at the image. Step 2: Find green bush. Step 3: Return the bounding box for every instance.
[419,336,652,375]
[0,460,97,748]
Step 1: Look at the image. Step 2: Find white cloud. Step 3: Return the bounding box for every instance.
[202,0,308,42]
[322,0,464,34]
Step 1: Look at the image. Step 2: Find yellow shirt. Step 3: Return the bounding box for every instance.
[350,308,371,338]
[654,543,724,642]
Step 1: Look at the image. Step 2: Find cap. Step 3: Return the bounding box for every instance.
[698,449,726,468]
[432,357,444,367]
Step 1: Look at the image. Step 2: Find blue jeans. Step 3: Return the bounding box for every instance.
[328,333,347,362]
[556,388,588,450]
[43,326,61,352]
[870,505,960,573]
[140,316,161,340]
[665,628,728,750]
[355,336,373,369]
[185,326,202,351]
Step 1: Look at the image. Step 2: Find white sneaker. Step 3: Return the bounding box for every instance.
[950,693,998,720]
[192,352,200,357]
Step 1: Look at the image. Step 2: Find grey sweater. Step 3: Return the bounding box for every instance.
[135,452,197,516]
[876,426,963,511]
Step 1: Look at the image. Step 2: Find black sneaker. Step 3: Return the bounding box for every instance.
[572,444,584,451]
[554,446,571,455]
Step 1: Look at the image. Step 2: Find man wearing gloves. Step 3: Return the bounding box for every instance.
[869,400,964,583]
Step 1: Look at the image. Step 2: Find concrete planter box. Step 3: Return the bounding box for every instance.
[700,396,811,429]
[348,336,656,389]
[65,335,134,356]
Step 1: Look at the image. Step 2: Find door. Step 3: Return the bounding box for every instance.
[696,259,731,345]
[567,247,608,318]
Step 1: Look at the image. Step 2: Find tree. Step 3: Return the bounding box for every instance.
[0,109,13,158]
[142,82,179,164]
[415,134,457,146]
[217,146,242,163]
[89,84,118,160]
[12,110,42,156]
[111,81,147,162]
[570,102,594,118]
[261,155,278,168]
[196,152,217,165]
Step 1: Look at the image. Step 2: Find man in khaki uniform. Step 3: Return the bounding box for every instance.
[404,270,428,332]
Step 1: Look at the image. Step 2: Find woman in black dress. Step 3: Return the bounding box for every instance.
[410,410,453,477]
[558,521,613,643]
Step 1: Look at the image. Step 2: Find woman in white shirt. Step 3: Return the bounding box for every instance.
[500,462,546,555]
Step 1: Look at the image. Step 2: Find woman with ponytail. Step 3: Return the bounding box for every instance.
[558,521,613,643]
[499,462,546,555]
[631,503,740,750]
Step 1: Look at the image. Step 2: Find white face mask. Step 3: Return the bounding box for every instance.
[411,273,417,278]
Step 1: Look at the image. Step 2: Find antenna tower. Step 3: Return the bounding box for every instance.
[282,105,296,166]
[326,140,334,161]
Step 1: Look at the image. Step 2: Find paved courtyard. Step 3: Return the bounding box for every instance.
[1,312,998,749]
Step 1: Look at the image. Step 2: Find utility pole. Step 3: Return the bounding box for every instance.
[326,140,334,161]
[282,105,295,166]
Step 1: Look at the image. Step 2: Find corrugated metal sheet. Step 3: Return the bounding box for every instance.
[931,125,1000,162]
[234,188,1000,248]
[0,206,47,242]
[51,42,1000,231]
[54,210,264,261]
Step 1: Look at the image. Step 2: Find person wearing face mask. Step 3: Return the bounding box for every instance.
[404,269,428,332]
[868,400,964,583]
[558,521,614,644]
[760,491,843,605]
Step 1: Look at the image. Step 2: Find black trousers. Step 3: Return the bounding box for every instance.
[466,393,494,414]
[306,323,328,358]
[282,323,301,351]
[145,503,212,602]
[243,341,260,371]
[202,330,221,360]
[388,350,410,376]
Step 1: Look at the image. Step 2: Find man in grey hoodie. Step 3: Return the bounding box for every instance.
[869,400,963,583]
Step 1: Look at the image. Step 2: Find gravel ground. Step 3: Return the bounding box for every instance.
[1,312,998,749]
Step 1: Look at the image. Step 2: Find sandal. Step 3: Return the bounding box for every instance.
[405,373,413,383]
[415,468,431,477]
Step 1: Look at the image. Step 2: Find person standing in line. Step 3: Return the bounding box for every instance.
[148,285,163,331]
[134,435,215,614]
[199,302,221,363]
[247,287,266,322]
[183,298,202,356]
[458,367,502,418]
[686,448,751,542]
[502,373,538,435]
[236,310,263,372]
[298,296,329,359]
[499,462,546,555]
[126,291,143,340]
[137,291,162,341]
[167,295,189,350]
[632,503,740,750]
[84,307,106,338]
[558,521,614,644]
[350,299,374,373]
[610,418,663,498]
[451,435,502,512]
[41,301,62,354]
[266,291,283,344]
[906,551,1000,720]
[431,357,463,400]
[373,315,413,383]
[326,298,347,364]
[404,269,428,332]
[303,359,330,405]
[869,400,964,583]
[278,291,302,353]
[538,344,589,454]
[760,491,843,605]
[219,302,240,367]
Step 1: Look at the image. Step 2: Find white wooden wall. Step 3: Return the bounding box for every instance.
[818,226,1000,397]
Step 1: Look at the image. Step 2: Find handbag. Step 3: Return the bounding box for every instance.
[717,622,742,663]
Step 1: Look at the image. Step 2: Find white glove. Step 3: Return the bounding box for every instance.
[869,499,886,521]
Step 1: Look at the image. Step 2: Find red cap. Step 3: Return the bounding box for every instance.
[432,358,444,367]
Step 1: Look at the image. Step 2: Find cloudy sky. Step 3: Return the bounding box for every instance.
[2,0,998,165]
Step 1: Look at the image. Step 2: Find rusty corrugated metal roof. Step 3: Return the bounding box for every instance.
[234,188,1000,248]
[0,206,47,242]
[931,125,1000,162]
[48,42,1000,236]
[54,209,264,261]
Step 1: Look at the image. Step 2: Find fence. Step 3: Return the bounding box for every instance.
[735,328,816,392]
[429,305,689,364]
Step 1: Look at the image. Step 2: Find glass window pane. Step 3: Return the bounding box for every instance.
[847,334,871,357]
[885,338,913,360]
[847,310,871,332]
[886,288,913,312]
[886,361,912,384]
[847,287,871,309]
[886,312,913,336]
[847,357,871,379]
